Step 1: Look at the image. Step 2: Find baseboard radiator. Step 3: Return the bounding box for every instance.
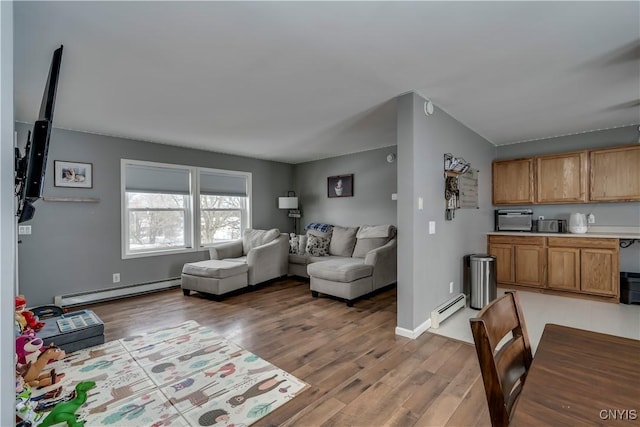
[54,278,181,308]
[431,293,466,329]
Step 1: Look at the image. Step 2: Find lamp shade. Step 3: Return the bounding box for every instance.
[278,197,298,209]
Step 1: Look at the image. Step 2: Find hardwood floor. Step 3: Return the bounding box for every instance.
[82,278,490,426]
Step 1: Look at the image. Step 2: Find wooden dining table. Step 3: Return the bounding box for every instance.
[511,324,640,426]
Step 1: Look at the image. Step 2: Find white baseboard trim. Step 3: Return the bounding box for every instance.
[395,317,432,340]
[54,278,181,307]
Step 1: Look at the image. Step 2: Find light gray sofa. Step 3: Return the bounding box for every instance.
[288,224,397,306]
[208,228,289,286]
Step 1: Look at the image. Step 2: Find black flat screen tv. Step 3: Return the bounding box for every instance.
[16,45,63,223]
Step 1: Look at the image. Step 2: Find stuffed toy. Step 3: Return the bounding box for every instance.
[15,295,45,332]
[23,345,66,388]
[16,332,44,365]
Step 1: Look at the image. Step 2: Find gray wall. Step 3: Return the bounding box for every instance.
[293,146,397,229]
[1,2,15,423]
[397,92,496,331]
[16,124,294,306]
[496,126,640,272]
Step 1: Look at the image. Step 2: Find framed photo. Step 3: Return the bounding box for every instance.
[54,161,93,188]
[327,174,353,198]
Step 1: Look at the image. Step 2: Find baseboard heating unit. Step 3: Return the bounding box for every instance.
[54,278,181,308]
[431,293,466,329]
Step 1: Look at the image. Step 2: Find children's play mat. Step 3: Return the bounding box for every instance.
[28,320,308,426]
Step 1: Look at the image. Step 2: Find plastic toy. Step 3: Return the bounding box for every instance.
[16,295,45,332]
[38,381,96,427]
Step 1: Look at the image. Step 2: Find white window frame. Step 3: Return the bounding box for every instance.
[121,160,252,259]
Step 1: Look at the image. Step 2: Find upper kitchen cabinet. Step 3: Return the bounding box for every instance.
[590,145,640,202]
[492,158,534,205]
[536,151,588,204]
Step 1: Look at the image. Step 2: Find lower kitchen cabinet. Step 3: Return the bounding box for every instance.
[489,235,620,302]
[489,236,545,288]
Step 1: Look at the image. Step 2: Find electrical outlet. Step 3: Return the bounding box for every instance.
[449,282,454,293]
[587,213,595,224]
[113,273,120,283]
[18,225,32,235]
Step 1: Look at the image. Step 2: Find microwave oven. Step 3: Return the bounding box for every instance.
[495,209,534,231]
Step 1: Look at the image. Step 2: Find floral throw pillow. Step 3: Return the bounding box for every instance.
[289,233,299,254]
[306,234,330,256]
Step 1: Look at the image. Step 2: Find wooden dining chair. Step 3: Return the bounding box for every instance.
[469,291,533,427]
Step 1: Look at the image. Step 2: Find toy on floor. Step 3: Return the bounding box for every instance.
[38,381,96,427]
[16,295,45,332]
[23,345,66,388]
[16,331,45,365]
[15,385,45,427]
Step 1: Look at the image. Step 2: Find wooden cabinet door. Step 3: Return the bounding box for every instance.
[489,244,515,284]
[580,249,618,296]
[536,152,587,203]
[515,245,545,287]
[547,247,580,291]
[492,159,534,205]
[590,145,640,202]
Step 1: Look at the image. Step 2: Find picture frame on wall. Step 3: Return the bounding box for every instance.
[327,174,354,198]
[54,161,93,188]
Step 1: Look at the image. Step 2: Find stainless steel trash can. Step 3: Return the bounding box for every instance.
[469,254,497,310]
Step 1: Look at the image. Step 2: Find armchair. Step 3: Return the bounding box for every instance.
[209,229,288,285]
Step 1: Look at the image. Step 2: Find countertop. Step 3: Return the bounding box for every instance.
[488,228,640,240]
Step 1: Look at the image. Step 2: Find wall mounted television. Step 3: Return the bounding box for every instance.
[15,45,63,223]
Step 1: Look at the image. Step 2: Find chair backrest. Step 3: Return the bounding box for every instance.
[469,291,532,427]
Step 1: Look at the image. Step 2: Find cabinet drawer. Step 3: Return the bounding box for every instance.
[547,237,618,249]
[489,235,545,246]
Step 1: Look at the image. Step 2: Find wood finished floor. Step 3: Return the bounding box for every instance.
[82,278,491,427]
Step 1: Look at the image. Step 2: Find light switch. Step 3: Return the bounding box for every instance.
[391,193,397,200]
[429,221,436,234]
[418,197,424,210]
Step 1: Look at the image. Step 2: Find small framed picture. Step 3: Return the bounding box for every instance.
[54,161,93,188]
[327,174,353,198]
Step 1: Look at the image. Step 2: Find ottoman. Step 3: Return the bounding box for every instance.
[307,259,374,306]
[181,259,249,297]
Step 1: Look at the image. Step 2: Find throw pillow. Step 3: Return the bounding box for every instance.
[306,234,330,257]
[298,234,308,255]
[329,225,359,257]
[242,228,280,255]
[289,233,299,254]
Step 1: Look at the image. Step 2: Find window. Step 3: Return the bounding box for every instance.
[122,160,251,258]
[199,170,250,245]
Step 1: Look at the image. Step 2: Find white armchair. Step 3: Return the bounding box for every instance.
[208,229,289,285]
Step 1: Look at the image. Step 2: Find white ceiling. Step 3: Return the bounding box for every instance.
[13,2,640,164]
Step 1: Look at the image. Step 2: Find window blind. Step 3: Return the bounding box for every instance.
[199,171,247,197]
[125,164,190,194]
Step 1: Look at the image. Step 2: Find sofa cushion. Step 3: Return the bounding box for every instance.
[288,253,310,265]
[356,224,395,239]
[329,226,359,257]
[242,228,280,255]
[308,255,351,263]
[352,237,390,258]
[307,259,373,282]
[306,233,330,256]
[352,225,396,258]
[182,260,248,279]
